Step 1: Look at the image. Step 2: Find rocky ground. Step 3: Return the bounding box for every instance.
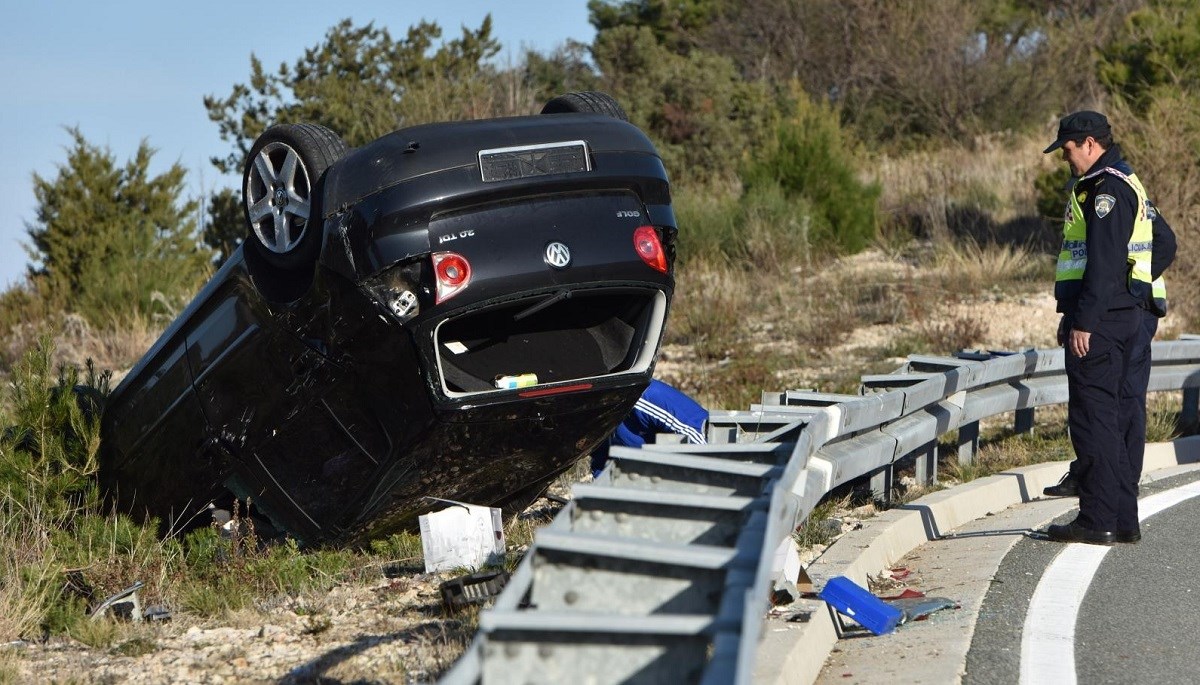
[6,500,568,685]
[8,577,471,684]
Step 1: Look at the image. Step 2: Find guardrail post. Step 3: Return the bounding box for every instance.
[914,441,937,486]
[1183,388,1199,428]
[1014,407,1034,435]
[707,425,737,444]
[957,422,979,466]
[870,465,893,504]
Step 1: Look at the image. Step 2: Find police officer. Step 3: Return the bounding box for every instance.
[1039,111,1152,545]
[1042,203,1175,501]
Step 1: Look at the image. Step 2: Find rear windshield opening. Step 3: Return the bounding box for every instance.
[435,288,665,396]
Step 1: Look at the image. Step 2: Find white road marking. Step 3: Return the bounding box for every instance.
[1020,479,1200,684]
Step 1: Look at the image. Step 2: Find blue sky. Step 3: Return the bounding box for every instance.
[0,1,595,289]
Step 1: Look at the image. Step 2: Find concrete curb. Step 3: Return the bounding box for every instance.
[752,436,1200,684]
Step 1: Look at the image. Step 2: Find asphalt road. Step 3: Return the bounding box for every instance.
[966,469,1200,684]
[807,465,1200,684]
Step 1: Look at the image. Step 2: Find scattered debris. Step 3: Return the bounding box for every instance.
[440,570,511,613]
[880,588,925,601]
[868,567,918,595]
[873,588,959,625]
[818,518,843,538]
[91,581,144,622]
[142,605,172,622]
[771,536,818,607]
[885,595,958,623]
[796,567,814,594]
[419,501,505,573]
[819,576,903,636]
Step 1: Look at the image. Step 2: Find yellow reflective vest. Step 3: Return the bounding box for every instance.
[1055,166,1165,315]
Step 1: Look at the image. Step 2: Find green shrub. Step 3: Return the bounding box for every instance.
[1098,1,1200,114]
[743,94,879,256]
[0,284,49,346]
[594,24,776,185]
[732,183,818,272]
[1034,166,1071,225]
[1,337,106,521]
[247,539,354,595]
[369,531,425,566]
[671,186,741,266]
[23,130,212,329]
[673,183,816,271]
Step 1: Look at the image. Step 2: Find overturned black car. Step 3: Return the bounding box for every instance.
[99,93,676,546]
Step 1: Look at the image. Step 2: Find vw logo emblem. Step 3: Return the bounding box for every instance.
[544,241,571,269]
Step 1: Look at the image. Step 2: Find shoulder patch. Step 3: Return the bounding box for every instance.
[1095,193,1116,218]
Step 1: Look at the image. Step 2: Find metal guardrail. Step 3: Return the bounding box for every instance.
[441,339,1200,684]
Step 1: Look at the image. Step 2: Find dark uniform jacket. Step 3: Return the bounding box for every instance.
[1110,158,1176,282]
[1148,200,1177,281]
[1055,145,1143,333]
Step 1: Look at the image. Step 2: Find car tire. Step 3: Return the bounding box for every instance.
[242,123,347,270]
[540,91,629,121]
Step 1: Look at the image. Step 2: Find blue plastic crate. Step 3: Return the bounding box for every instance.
[818,576,902,636]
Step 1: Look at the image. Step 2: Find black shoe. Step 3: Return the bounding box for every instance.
[1115,528,1141,544]
[1043,471,1078,497]
[1045,521,1116,545]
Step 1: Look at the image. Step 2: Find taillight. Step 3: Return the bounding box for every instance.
[633,225,667,273]
[432,251,471,303]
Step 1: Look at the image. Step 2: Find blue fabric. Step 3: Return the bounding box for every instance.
[590,380,708,477]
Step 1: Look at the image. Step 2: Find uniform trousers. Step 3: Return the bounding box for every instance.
[1067,310,1156,506]
[1065,306,1141,532]
[1122,312,1158,485]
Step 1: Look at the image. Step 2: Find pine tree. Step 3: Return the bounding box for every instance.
[202,187,244,266]
[203,17,503,174]
[25,128,212,324]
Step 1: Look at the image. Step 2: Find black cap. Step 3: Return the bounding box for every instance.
[1043,111,1111,153]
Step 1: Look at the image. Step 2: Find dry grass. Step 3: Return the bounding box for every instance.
[873,131,1053,233]
[666,261,763,361]
[793,493,854,549]
[909,313,990,356]
[0,500,60,643]
[1147,392,1187,442]
[939,397,1188,485]
[930,237,1049,290]
[664,229,1056,408]
[0,657,16,685]
[2,312,160,388]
